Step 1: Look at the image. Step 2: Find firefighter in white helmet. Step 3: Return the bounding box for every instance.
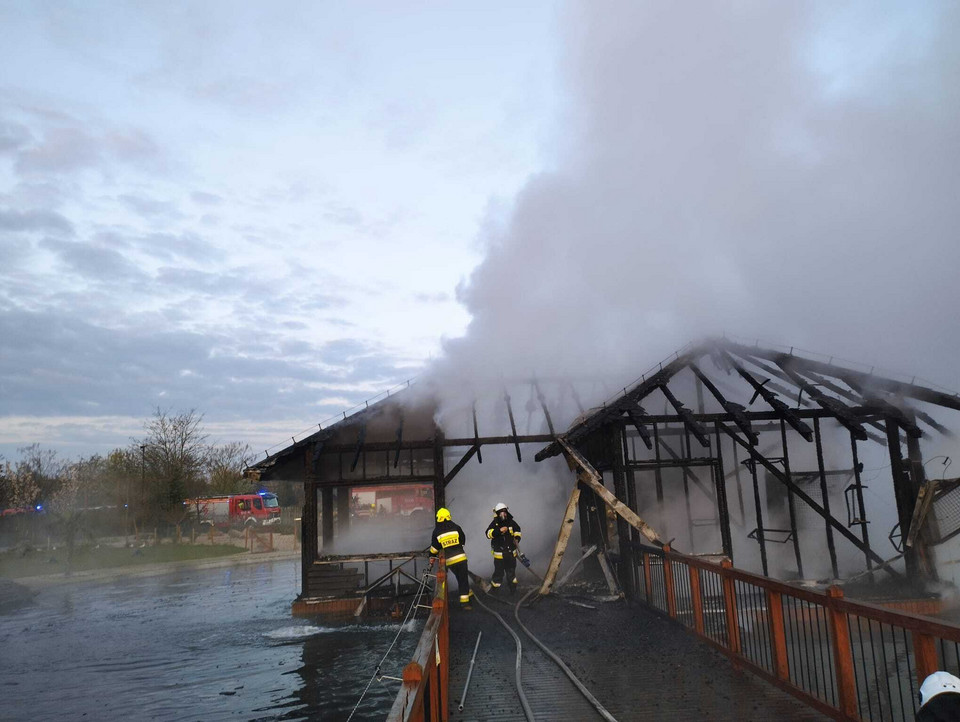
[918,671,960,721]
[428,507,472,609]
[485,502,522,595]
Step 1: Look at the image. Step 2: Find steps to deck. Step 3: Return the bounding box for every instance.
[305,564,363,597]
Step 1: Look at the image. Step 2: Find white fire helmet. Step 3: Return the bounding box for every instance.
[493,502,508,514]
[919,671,960,707]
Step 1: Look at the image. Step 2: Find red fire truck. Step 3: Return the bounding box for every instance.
[185,492,281,528]
[352,484,433,520]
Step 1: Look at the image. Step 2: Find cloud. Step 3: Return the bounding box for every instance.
[14,126,101,174]
[0,120,32,153]
[0,208,74,235]
[190,191,223,206]
[119,193,184,220]
[39,237,148,282]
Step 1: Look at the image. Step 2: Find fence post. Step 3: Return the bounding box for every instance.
[662,545,677,619]
[643,552,653,605]
[402,662,425,722]
[689,565,704,634]
[767,590,790,681]
[721,559,741,654]
[914,632,939,687]
[826,586,858,719]
[434,565,449,722]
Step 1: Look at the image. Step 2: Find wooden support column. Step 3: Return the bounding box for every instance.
[321,486,334,552]
[302,446,319,595]
[906,432,938,581]
[433,431,446,511]
[336,486,351,535]
[748,459,769,577]
[886,419,920,578]
[713,422,734,560]
[814,418,840,578]
[780,420,804,579]
[849,433,873,579]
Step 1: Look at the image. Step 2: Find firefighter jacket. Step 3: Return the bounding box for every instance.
[486,513,522,559]
[429,520,468,566]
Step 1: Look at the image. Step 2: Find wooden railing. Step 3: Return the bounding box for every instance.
[634,543,960,721]
[387,561,450,722]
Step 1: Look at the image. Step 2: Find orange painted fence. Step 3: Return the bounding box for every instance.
[386,561,450,722]
[634,543,960,721]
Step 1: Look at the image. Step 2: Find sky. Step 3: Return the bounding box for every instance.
[0,1,561,459]
[3,1,960,466]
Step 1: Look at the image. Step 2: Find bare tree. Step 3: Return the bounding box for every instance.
[207,442,254,495]
[135,408,209,530]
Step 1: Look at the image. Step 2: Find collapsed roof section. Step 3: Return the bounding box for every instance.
[537,337,957,463]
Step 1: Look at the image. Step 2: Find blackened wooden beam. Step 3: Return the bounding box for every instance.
[504,390,522,462]
[655,436,718,506]
[533,380,557,436]
[659,383,711,447]
[736,352,817,408]
[794,368,892,440]
[690,362,758,445]
[443,445,479,487]
[779,419,804,578]
[722,339,960,412]
[712,422,734,559]
[813,418,840,577]
[886,419,920,578]
[718,421,894,574]
[321,434,556,455]
[776,357,869,441]
[350,422,367,472]
[472,402,483,464]
[625,406,654,449]
[720,349,814,441]
[393,413,404,469]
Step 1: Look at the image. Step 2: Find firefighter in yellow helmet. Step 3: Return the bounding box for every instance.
[428,507,472,609]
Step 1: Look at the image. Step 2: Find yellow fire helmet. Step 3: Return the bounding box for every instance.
[436,507,452,523]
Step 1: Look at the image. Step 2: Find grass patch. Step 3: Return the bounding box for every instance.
[0,544,246,579]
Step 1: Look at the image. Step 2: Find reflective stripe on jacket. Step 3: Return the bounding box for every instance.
[430,520,468,566]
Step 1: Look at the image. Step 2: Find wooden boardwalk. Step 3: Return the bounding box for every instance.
[446,589,827,721]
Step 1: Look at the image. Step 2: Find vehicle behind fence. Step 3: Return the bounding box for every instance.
[634,542,960,721]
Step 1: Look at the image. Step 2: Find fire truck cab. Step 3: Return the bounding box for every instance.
[186,492,281,528]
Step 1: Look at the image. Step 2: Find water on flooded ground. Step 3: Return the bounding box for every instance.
[0,560,425,721]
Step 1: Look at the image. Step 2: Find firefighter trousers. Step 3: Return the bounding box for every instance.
[492,553,517,591]
[449,559,473,606]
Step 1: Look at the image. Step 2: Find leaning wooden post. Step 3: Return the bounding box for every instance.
[721,559,741,654]
[767,589,790,681]
[662,545,677,619]
[539,483,582,596]
[826,585,858,719]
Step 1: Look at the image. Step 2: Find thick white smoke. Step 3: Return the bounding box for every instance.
[424,2,960,582]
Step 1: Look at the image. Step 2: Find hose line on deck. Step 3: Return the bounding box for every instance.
[512,590,619,722]
[472,593,537,722]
